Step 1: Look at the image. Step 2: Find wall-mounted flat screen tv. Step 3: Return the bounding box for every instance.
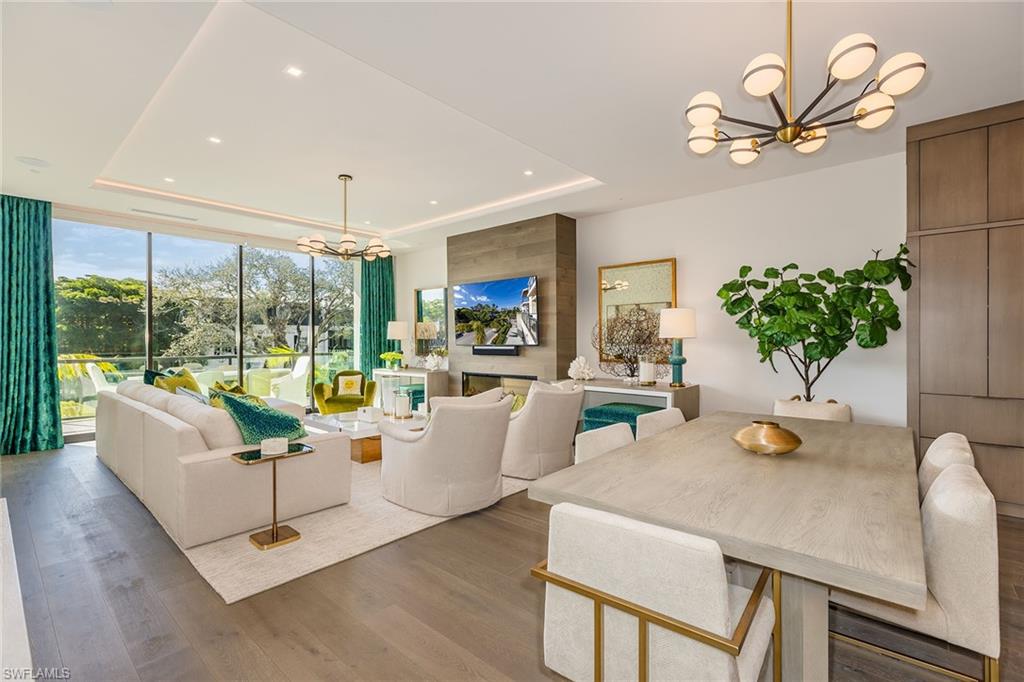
[453,275,539,346]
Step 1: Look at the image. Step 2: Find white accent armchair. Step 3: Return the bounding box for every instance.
[574,423,634,464]
[502,382,585,479]
[380,396,514,516]
[918,432,974,498]
[86,363,116,393]
[831,464,1000,680]
[271,356,311,405]
[536,503,778,682]
[635,407,686,440]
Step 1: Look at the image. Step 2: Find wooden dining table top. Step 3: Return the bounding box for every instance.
[530,410,927,609]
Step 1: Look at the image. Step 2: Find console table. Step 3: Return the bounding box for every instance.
[573,379,700,420]
[372,368,449,413]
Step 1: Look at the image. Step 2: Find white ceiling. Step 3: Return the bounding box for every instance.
[3,1,1022,251]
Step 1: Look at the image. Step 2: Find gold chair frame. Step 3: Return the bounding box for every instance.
[828,628,1000,682]
[531,560,782,682]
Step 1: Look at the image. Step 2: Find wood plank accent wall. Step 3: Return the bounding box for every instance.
[907,100,1024,517]
[446,214,576,396]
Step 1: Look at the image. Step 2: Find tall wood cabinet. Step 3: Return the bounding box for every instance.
[907,101,1024,516]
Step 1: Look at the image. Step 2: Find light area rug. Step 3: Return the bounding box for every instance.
[184,462,530,604]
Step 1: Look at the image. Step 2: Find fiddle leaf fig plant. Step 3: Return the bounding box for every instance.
[717,244,913,402]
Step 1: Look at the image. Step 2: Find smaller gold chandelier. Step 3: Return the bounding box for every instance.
[297,174,391,261]
[685,0,926,165]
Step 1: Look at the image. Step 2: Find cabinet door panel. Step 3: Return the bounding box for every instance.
[919,231,988,395]
[989,119,1024,221]
[990,226,1024,397]
[919,129,988,229]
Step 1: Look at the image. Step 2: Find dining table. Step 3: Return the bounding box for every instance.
[529,410,927,681]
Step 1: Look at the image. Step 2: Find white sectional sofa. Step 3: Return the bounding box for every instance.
[96,382,351,548]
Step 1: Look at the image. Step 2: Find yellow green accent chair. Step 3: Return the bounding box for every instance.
[314,370,377,415]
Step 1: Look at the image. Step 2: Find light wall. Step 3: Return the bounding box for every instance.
[393,245,447,363]
[576,153,908,426]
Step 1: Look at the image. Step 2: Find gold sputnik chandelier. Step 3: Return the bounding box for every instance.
[297,174,391,261]
[685,0,926,164]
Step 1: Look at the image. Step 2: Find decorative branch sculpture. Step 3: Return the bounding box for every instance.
[591,307,670,378]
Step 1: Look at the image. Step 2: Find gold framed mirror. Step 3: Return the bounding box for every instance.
[414,287,447,356]
[597,258,677,360]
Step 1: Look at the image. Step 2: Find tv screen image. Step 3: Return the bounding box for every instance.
[453,276,539,346]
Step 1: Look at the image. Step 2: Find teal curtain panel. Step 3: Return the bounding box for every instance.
[359,257,396,377]
[0,195,64,454]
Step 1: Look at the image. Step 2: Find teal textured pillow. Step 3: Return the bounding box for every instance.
[218,391,307,445]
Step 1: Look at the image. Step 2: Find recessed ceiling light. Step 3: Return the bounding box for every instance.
[163,177,175,183]
[429,200,438,205]
[207,136,222,144]
[284,65,304,78]
[523,170,534,176]
[15,156,50,168]
[364,220,371,225]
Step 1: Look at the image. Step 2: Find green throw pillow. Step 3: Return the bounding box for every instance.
[217,391,307,445]
[153,368,201,394]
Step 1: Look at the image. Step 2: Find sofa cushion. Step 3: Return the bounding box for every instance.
[154,367,202,395]
[163,395,244,450]
[118,382,174,412]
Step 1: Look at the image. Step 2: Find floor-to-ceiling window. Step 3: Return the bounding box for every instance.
[242,247,312,405]
[151,234,239,394]
[52,219,147,434]
[314,257,358,387]
[51,217,359,436]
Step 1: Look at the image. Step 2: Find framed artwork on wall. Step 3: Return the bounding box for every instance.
[597,258,677,361]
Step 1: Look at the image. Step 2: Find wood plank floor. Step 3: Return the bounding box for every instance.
[2,443,1021,682]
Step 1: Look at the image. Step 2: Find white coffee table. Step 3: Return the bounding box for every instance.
[305,413,429,463]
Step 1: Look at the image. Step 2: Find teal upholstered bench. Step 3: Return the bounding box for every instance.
[407,384,425,411]
[582,402,660,436]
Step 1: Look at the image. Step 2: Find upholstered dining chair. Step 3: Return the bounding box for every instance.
[772,396,852,422]
[574,423,634,464]
[534,502,779,682]
[313,370,377,415]
[635,407,686,440]
[380,396,514,516]
[918,432,974,499]
[830,463,1000,681]
[502,381,585,479]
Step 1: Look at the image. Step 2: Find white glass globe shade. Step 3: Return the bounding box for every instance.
[377,244,392,259]
[854,92,895,129]
[687,126,719,155]
[339,233,357,251]
[309,233,326,248]
[742,53,785,97]
[362,252,377,262]
[828,33,877,80]
[366,237,384,253]
[296,236,311,253]
[877,52,926,96]
[729,139,760,165]
[793,122,828,154]
[685,91,722,126]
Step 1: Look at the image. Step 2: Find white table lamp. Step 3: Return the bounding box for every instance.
[659,308,697,387]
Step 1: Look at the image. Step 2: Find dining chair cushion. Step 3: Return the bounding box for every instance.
[545,502,774,682]
[772,398,852,422]
[918,432,974,499]
[635,407,686,440]
[574,422,634,464]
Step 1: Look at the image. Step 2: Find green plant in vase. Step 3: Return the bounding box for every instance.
[717,245,913,402]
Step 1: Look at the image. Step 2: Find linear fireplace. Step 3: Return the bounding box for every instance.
[462,371,537,400]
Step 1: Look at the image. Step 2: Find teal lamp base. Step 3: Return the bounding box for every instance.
[669,338,687,387]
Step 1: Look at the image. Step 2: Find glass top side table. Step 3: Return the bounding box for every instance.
[231,442,315,550]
